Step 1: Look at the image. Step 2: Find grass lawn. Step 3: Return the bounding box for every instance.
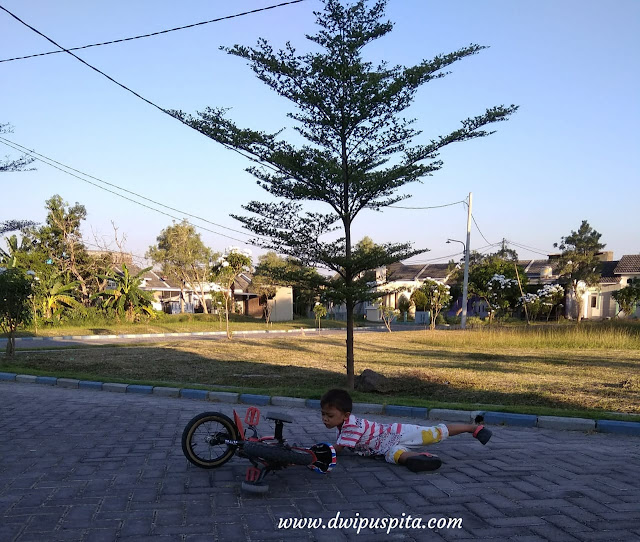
[3,322,639,421]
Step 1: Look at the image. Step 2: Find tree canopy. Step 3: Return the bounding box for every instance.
[147,220,213,313]
[172,0,517,388]
[554,220,605,322]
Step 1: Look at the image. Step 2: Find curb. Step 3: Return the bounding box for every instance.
[10,326,385,343]
[1,371,639,436]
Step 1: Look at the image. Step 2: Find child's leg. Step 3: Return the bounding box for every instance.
[447,423,492,444]
[446,423,477,436]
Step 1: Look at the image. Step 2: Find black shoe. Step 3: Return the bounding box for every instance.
[473,425,492,445]
[405,453,442,472]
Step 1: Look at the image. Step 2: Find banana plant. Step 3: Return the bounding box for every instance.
[92,263,155,321]
[40,278,83,320]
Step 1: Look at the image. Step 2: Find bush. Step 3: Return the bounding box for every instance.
[465,316,486,328]
[445,315,461,325]
[435,313,446,325]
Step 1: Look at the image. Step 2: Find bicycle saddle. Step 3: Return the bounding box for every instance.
[265,412,293,423]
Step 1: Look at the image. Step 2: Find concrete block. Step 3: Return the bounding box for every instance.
[79,380,103,390]
[271,396,306,408]
[306,399,321,410]
[35,376,57,386]
[181,388,209,400]
[0,372,17,381]
[239,393,271,406]
[57,378,80,389]
[484,411,537,427]
[208,391,239,403]
[429,408,475,423]
[596,419,640,436]
[16,374,37,384]
[537,416,596,432]
[103,382,128,393]
[384,405,412,418]
[352,402,384,414]
[127,384,153,394]
[153,387,181,398]
[409,407,429,419]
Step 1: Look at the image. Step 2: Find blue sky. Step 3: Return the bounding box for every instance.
[2,0,639,267]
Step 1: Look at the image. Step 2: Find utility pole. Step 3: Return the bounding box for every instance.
[461,192,472,329]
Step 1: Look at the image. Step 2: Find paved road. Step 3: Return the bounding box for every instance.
[1,382,639,542]
[1,327,381,350]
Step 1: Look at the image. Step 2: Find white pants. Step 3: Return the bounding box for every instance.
[385,423,449,464]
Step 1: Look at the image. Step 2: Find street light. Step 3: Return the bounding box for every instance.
[447,238,469,329]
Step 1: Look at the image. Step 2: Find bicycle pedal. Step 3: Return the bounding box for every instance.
[245,466,261,482]
[245,407,261,426]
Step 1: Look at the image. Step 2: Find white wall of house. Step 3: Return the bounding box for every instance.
[268,287,294,322]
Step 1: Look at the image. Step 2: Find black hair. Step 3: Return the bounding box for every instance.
[320,388,352,414]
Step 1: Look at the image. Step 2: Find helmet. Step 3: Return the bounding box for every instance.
[308,443,337,474]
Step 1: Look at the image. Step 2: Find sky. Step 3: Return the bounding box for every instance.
[1,0,639,268]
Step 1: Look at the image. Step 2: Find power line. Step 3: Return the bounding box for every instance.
[507,240,550,257]
[388,200,465,210]
[470,212,493,245]
[0,136,254,246]
[0,0,306,63]
[0,3,294,178]
[0,135,263,240]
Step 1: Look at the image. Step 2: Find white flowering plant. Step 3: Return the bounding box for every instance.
[519,283,564,321]
[210,247,253,338]
[415,278,452,330]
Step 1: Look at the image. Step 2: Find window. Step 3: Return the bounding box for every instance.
[591,296,598,308]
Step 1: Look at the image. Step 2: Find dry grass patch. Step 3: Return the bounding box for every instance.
[5,327,639,416]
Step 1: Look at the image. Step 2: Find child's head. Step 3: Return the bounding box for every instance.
[320,389,352,429]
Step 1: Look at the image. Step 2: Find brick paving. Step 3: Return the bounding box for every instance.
[1,382,639,542]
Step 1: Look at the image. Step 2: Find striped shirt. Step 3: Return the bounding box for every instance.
[336,414,403,456]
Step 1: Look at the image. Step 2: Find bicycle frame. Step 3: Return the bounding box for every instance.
[181,406,336,493]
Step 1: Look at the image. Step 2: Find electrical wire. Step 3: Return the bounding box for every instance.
[0,0,306,63]
[506,240,550,257]
[388,200,465,210]
[0,3,294,178]
[0,135,264,240]
[0,137,254,245]
[470,213,493,245]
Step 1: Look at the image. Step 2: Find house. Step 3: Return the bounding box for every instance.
[110,264,294,321]
[362,262,453,322]
[516,252,640,320]
[357,251,640,323]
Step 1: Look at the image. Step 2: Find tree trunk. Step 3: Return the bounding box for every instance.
[573,281,583,323]
[225,294,231,339]
[5,332,15,356]
[346,299,354,390]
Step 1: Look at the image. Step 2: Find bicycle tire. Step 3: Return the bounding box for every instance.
[241,441,314,466]
[182,412,238,469]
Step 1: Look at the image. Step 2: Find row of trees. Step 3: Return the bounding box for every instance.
[0,193,330,350]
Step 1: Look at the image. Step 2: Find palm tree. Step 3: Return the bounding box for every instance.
[93,263,155,321]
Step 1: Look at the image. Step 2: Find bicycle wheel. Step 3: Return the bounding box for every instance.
[242,441,314,466]
[182,412,238,469]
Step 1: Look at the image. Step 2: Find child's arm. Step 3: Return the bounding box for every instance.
[333,444,346,454]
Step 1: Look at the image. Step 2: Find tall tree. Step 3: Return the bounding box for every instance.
[147,220,213,313]
[35,195,92,304]
[553,220,605,322]
[174,0,517,388]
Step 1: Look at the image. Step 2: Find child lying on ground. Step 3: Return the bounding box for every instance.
[320,388,491,472]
